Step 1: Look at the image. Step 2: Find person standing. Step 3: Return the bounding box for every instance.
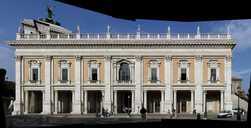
[0,68,7,128]
[140,106,147,120]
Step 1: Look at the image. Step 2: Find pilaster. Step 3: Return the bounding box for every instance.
[195,55,203,113]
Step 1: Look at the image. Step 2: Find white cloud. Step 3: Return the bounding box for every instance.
[221,20,251,50]
[233,69,251,78]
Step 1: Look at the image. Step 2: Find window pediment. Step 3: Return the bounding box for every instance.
[116,59,132,65]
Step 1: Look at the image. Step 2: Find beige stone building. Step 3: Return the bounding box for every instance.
[9,19,235,115]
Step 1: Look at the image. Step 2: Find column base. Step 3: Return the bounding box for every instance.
[195,102,203,113]
[72,103,81,114]
[164,102,172,113]
[224,102,232,111]
[42,103,51,115]
[103,101,112,112]
[12,101,22,115]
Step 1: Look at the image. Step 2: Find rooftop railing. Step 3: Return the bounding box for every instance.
[16,32,231,40]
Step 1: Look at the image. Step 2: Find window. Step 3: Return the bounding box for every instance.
[151,68,157,82]
[62,68,68,81]
[181,68,187,82]
[210,68,217,82]
[91,68,97,81]
[32,68,38,81]
[29,60,40,83]
[119,63,130,81]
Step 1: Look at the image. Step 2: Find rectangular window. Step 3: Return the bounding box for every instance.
[32,68,38,81]
[181,68,187,82]
[91,68,97,81]
[210,68,217,82]
[62,68,68,81]
[151,68,157,82]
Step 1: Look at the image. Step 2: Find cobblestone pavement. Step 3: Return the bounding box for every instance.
[5,113,247,128]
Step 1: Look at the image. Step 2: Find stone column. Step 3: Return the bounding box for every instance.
[224,56,232,111]
[104,56,111,112]
[144,90,147,108]
[84,90,88,114]
[13,56,22,115]
[24,90,29,114]
[43,56,52,114]
[164,56,172,113]
[131,90,135,113]
[191,90,194,113]
[53,90,58,114]
[101,90,105,112]
[72,56,81,114]
[173,90,177,111]
[114,90,117,114]
[195,55,203,113]
[220,90,224,111]
[135,56,142,114]
[160,90,164,113]
[203,91,207,113]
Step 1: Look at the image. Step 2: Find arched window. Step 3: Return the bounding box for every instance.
[119,63,130,81]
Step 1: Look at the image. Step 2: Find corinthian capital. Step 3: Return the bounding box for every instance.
[195,55,202,62]
[44,56,52,61]
[104,55,111,61]
[225,55,232,62]
[75,56,82,61]
[15,56,22,61]
[165,55,172,61]
[135,55,142,61]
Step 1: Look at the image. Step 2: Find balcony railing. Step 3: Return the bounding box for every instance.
[144,80,163,86]
[114,80,134,85]
[177,79,191,84]
[83,80,104,85]
[22,80,44,85]
[16,32,231,40]
[52,80,74,85]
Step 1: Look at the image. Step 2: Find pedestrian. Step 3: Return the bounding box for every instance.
[0,68,7,128]
[193,109,196,116]
[140,107,147,120]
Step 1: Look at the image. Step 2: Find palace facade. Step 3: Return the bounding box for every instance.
[9,19,235,115]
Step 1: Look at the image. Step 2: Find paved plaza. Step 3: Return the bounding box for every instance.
[6,113,247,128]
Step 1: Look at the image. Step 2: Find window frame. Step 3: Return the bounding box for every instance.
[178,59,189,83]
[59,60,71,83]
[148,60,160,84]
[208,60,219,84]
[88,60,100,83]
[29,60,41,83]
[119,62,130,81]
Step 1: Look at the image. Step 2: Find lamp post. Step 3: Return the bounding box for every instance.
[237,87,241,120]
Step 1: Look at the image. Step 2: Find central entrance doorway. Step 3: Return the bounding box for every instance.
[28,91,43,113]
[87,91,102,113]
[117,91,132,113]
[177,91,191,113]
[58,91,72,113]
[147,91,161,113]
[206,91,220,113]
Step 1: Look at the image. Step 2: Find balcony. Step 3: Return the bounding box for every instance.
[113,80,135,86]
[83,80,104,85]
[203,79,223,87]
[173,79,195,87]
[144,80,163,86]
[22,80,44,86]
[52,80,74,86]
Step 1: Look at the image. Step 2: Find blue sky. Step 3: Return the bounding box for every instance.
[0,0,251,93]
